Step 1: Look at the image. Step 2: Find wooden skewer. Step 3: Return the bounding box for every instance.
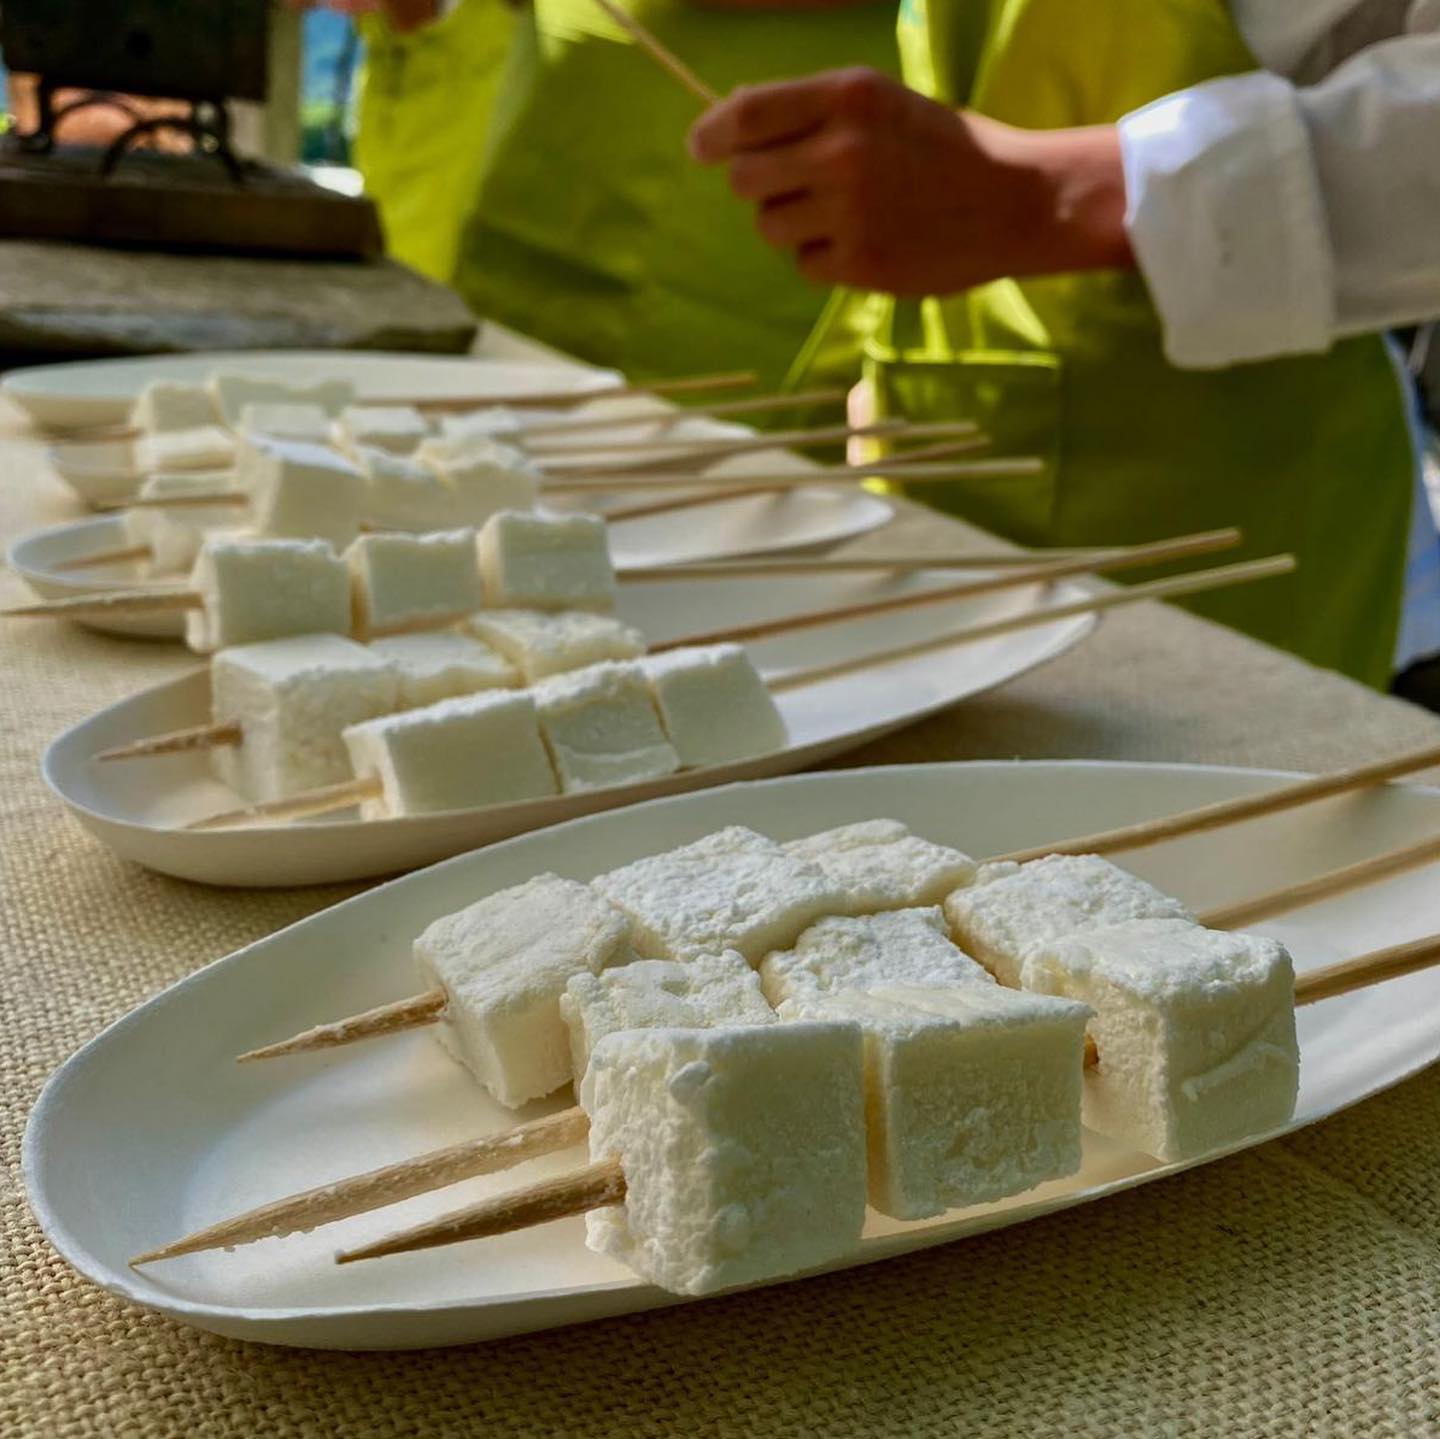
[589,0,719,105]
[411,370,756,415]
[768,555,1295,693]
[516,387,847,440]
[994,740,1440,864]
[52,544,154,572]
[620,549,1114,580]
[2,587,203,620]
[237,987,448,1062]
[544,457,1045,495]
[331,930,1440,1266]
[534,419,975,473]
[96,721,242,763]
[129,1106,588,1266]
[187,774,381,831]
[651,528,1242,653]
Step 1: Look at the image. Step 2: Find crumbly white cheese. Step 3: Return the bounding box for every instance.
[582,1021,868,1295]
[207,373,354,427]
[131,380,217,433]
[759,907,993,1008]
[561,950,774,1083]
[210,633,397,802]
[478,510,616,612]
[136,426,238,474]
[240,436,365,552]
[421,436,541,526]
[342,688,557,818]
[345,529,483,638]
[464,608,646,683]
[354,448,461,533]
[779,984,1089,1219]
[185,535,351,653]
[1021,918,1299,1163]
[335,404,430,456]
[533,661,679,794]
[592,826,847,964]
[943,854,1194,987]
[641,643,787,769]
[783,819,976,913]
[414,874,634,1107]
[237,401,334,445]
[123,472,239,573]
[367,631,517,707]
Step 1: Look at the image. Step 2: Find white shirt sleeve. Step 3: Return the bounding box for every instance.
[1118,4,1440,369]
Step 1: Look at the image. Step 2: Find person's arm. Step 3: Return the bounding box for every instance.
[1120,30,1440,367]
[688,68,1131,298]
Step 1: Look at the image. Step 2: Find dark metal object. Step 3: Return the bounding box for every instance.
[0,1,269,103]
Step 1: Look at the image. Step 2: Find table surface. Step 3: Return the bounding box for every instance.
[4,336,1440,1439]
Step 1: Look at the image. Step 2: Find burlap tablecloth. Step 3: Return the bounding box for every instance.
[4,383,1440,1437]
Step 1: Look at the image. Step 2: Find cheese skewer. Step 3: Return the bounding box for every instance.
[131,824,1440,1266]
[175,553,1290,826]
[330,930,1440,1267]
[621,549,1118,579]
[91,528,1242,764]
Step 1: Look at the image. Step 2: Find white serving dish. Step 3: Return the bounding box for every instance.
[25,760,1440,1350]
[41,570,1094,884]
[5,350,620,432]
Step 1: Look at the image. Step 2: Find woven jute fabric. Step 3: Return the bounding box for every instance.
[3,402,1440,1438]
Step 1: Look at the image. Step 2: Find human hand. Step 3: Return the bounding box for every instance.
[689,67,1131,295]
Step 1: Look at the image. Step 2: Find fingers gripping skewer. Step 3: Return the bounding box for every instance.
[328,934,1440,1269]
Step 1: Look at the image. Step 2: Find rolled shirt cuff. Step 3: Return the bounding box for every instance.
[1119,71,1337,370]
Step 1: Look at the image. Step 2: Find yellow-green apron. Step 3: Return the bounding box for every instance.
[799,0,1413,686]
[353,0,518,283]
[451,1,900,391]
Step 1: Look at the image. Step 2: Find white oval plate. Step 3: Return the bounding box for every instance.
[41,571,1094,884]
[5,350,621,432]
[25,760,1440,1350]
[8,482,894,641]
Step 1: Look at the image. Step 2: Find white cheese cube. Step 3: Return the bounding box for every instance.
[641,643,787,768]
[368,632,517,707]
[533,661,680,794]
[783,819,977,913]
[345,529,483,638]
[944,854,1194,987]
[414,874,634,1107]
[582,1021,868,1295]
[1021,918,1299,1162]
[336,403,429,456]
[123,472,238,573]
[561,951,775,1085]
[131,380,217,433]
[185,536,351,653]
[478,510,616,612]
[464,608,646,683]
[438,406,565,443]
[593,826,846,964]
[355,448,460,532]
[759,907,993,1008]
[238,401,333,444]
[430,441,541,526]
[208,373,355,427]
[210,634,398,802]
[342,689,557,818]
[780,984,1089,1219]
[240,436,365,552]
[136,426,238,474]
